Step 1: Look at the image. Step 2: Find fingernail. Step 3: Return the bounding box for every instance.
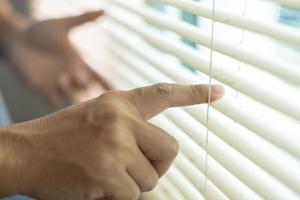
[212,84,225,94]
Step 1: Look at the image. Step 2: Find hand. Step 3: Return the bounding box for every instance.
[2,11,112,105]
[0,83,224,200]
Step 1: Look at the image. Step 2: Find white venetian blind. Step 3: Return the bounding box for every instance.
[32,0,300,200]
[103,0,300,199]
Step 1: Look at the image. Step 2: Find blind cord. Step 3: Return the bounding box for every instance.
[203,0,216,198]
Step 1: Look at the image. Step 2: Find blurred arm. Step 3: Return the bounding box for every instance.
[0,0,29,56]
[0,0,28,33]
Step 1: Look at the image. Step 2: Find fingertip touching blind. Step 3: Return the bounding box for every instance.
[32,0,300,199]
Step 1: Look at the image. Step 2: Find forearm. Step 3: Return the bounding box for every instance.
[0,126,28,197]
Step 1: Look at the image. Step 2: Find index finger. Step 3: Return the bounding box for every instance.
[123,83,224,120]
[63,10,104,29]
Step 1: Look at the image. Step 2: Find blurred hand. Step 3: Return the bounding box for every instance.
[0,0,14,19]
[0,83,224,200]
[3,11,112,105]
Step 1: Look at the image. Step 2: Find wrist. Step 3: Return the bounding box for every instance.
[0,125,31,197]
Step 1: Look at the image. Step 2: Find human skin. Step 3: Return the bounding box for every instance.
[0,83,224,200]
[0,1,112,105]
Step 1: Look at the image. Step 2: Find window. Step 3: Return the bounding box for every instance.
[32,0,300,199]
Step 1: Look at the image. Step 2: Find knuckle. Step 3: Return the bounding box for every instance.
[104,128,134,155]
[82,105,124,128]
[81,109,102,126]
[155,83,174,98]
[98,153,117,172]
[104,107,124,123]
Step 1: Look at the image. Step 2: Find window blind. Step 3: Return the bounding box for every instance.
[32,0,300,200]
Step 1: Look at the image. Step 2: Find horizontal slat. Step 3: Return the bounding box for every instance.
[155,0,300,45]
[268,0,300,9]
[166,167,205,200]
[110,0,300,84]
[143,182,173,200]
[106,27,199,83]
[105,13,300,122]
[175,153,230,200]
[158,178,186,200]
[116,63,263,200]
[103,23,300,159]
[114,54,300,199]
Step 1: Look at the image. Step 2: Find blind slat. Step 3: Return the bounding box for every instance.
[111,0,300,84]
[175,153,230,200]
[142,190,165,200]
[157,178,186,200]
[154,0,300,45]
[166,167,205,200]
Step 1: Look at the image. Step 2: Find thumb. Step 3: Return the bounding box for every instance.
[62,10,104,29]
[123,83,225,120]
